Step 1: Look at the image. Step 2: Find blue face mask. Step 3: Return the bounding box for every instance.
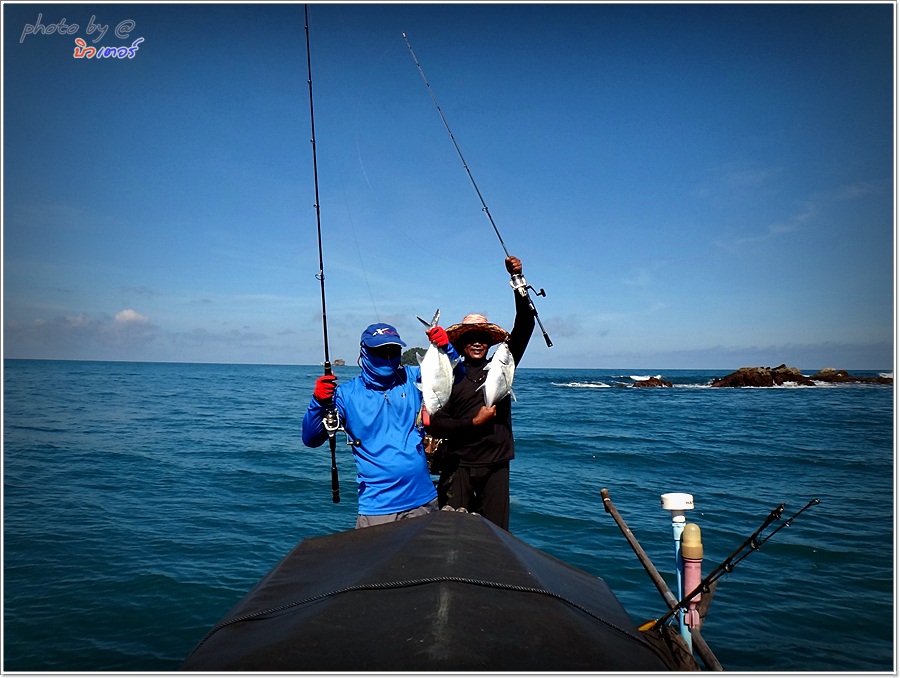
[359,346,402,388]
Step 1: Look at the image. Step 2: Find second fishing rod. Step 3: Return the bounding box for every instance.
[305,5,343,504]
[403,33,553,348]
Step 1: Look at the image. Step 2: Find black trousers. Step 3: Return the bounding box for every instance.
[437,459,510,531]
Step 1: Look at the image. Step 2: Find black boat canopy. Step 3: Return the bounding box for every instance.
[181,509,680,672]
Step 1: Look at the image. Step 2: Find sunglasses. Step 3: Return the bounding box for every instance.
[367,344,402,359]
[462,332,492,346]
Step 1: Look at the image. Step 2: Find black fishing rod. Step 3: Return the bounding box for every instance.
[305,5,340,503]
[402,32,553,348]
[652,497,820,630]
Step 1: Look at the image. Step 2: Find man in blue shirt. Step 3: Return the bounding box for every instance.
[302,322,456,528]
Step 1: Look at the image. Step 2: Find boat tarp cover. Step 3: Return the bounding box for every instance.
[181,509,675,671]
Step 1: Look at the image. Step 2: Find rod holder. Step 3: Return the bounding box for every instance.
[661,492,694,650]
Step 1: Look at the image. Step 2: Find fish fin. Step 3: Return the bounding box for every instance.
[510,389,517,402]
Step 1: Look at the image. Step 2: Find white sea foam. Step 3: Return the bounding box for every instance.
[552,381,612,389]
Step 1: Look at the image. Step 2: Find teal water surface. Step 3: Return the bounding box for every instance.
[3,360,894,671]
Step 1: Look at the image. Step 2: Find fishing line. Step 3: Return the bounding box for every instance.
[338,182,381,321]
[305,4,341,504]
[402,32,553,347]
[352,41,392,196]
[350,41,475,269]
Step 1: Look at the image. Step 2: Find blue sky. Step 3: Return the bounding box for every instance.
[3,2,895,369]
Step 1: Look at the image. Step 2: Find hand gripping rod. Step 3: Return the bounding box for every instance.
[402,33,552,347]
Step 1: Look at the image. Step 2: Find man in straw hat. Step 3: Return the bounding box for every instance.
[426,256,535,530]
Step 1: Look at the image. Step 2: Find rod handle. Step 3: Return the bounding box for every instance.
[330,445,340,503]
[323,361,340,502]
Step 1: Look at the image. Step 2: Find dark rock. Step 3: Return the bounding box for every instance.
[710,364,814,388]
[711,365,893,387]
[632,376,673,388]
[809,368,893,385]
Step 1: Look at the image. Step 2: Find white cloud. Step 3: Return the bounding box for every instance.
[115,309,151,324]
[5,309,160,359]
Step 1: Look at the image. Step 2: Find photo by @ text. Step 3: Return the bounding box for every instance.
[19,12,144,59]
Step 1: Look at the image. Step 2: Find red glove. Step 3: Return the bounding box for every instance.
[313,374,337,402]
[426,326,450,348]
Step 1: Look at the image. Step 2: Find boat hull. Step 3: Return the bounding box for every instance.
[181,510,673,671]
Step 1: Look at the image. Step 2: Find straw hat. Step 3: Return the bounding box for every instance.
[446,313,508,347]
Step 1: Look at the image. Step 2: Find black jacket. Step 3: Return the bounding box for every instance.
[427,292,535,466]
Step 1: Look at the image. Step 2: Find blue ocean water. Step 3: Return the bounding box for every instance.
[3,359,894,671]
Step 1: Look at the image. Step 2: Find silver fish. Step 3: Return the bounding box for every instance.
[415,309,460,416]
[479,341,516,407]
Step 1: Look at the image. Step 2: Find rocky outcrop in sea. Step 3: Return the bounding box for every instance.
[807,368,893,385]
[631,376,673,388]
[710,365,892,387]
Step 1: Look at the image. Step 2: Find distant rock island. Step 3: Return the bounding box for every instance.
[710,365,892,388]
[631,376,673,388]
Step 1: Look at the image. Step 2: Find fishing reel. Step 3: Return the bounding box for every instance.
[323,407,341,435]
[322,407,360,447]
[509,272,546,299]
[510,272,553,347]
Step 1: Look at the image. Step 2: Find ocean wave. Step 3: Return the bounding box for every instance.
[551,379,878,391]
[551,381,612,389]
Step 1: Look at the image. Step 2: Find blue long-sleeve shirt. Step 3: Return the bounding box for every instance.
[302,366,437,516]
